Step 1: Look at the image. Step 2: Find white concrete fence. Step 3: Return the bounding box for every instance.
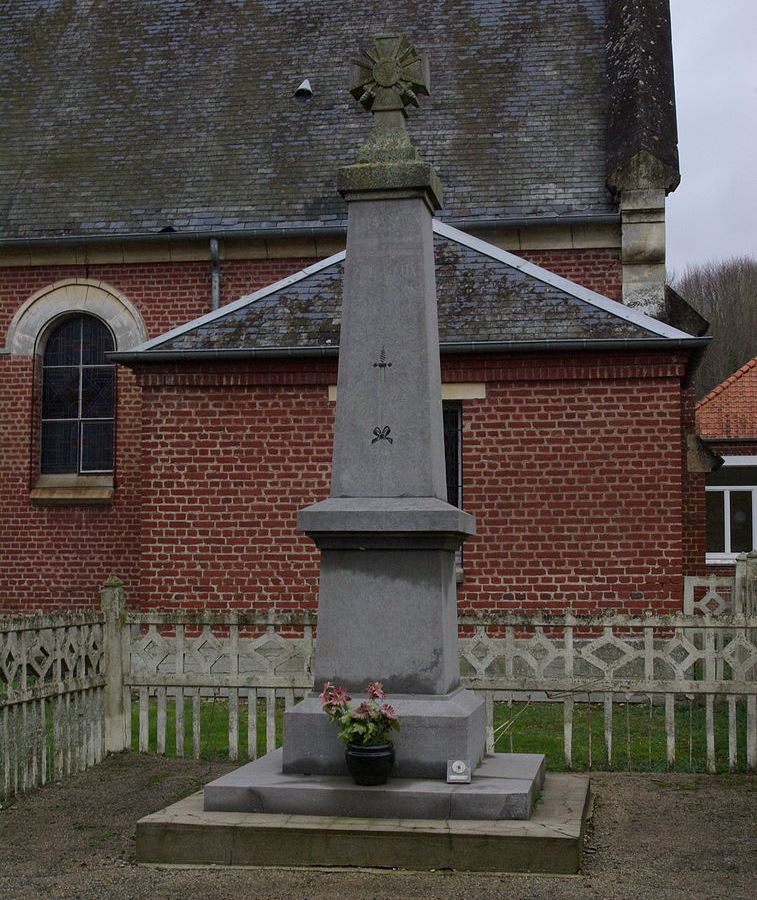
[2,565,756,801]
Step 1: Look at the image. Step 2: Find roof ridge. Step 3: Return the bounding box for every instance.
[696,355,757,409]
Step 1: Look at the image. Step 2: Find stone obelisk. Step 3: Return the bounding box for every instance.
[283,34,484,778]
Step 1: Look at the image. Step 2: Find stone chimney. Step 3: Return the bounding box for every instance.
[605,0,680,319]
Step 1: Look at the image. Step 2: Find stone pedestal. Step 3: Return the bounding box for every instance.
[283,689,485,778]
[284,496,483,776]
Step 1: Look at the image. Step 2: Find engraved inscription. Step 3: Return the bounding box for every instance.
[371,345,393,446]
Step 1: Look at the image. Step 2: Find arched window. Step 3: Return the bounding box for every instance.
[41,315,115,474]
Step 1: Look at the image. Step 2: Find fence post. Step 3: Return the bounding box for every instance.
[734,551,757,616]
[101,576,128,753]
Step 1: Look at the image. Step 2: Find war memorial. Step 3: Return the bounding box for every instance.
[136,35,590,873]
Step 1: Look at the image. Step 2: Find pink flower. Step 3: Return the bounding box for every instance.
[367,681,385,701]
[319,681,336,706]
[381,703,398,721]
[319,681,350,708]
[332,687,351,706]
[351,701,373,720]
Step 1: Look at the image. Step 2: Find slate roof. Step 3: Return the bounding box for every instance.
[696,357,757,440]
[116,222,699,362]
[0,0,621,240]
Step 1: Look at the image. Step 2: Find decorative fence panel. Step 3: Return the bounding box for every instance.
[0,611,106,800]
[126,611,315,761]
[457,612,757,772]
[123,597,757,774]
[3,576,756,801]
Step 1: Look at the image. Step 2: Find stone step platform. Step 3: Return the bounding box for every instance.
[203,749,545,821]
[136,773,591,873]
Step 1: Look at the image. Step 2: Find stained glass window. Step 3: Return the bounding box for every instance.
[41,315,115,473]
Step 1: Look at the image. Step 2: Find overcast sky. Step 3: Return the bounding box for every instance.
[666,1,757,275]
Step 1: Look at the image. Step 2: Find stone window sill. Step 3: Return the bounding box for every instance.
[31,474,114,507]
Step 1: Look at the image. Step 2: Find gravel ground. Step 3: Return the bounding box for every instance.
[0,753,754,900]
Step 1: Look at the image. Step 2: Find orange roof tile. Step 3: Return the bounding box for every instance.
[696,356,757,439]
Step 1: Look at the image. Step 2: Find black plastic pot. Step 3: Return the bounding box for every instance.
[345,741,395,786]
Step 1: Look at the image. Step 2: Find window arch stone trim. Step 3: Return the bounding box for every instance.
[4,278,147,357]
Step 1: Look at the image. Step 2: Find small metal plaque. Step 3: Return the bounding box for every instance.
[446,759,472,783]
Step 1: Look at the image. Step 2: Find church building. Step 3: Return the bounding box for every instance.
[0,1,714,614]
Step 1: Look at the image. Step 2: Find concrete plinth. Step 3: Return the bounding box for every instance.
[137,773,590,873]
[283,688,486,778]
[205,748,544,820]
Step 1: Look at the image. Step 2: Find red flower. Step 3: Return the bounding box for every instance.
[367,681,385,701]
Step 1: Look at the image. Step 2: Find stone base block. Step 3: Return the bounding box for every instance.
[204,748,545,820]
[137,773,590,874]
[283,687,485,778]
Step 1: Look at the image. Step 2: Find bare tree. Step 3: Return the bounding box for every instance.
[671,256,757,398]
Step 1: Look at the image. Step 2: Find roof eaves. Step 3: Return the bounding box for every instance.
[120,219,702,360]
[111,336,710,366]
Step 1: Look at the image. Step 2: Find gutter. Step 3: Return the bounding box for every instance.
[0,213,621,250]
[210,238,221,310]
[110,336,710,366]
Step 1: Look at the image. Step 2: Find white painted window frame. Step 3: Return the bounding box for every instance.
[705,484,757,564]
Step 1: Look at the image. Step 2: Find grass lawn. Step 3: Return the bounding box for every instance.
[130,695,750,773]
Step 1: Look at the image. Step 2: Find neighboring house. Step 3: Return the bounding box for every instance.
[0,1,709,613]
[696,357,757,570]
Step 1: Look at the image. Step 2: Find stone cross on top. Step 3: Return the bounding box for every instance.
[350,33,430,117]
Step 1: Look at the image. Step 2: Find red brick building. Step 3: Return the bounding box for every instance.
[0,1,713,613]
[696,357,757,572]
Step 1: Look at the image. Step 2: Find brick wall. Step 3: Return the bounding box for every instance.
[131,351,688,615]
[0,356,142,610]
[704,441,757,457]
[520,249,622,300]
[0,257,313,611]
[137,361,335,610]
[449,352,686,614]
[682,385,707,577]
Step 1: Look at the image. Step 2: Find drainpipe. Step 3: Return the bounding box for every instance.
[210,238,220,310]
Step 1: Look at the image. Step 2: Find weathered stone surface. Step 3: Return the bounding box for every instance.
[204,748,544,820]
[311,548,460,694]
[280,36,483,780]
[283,689,485,778]
[329,195,446,499]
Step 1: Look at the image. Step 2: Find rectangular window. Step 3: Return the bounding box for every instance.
[443,401,462,508]
[705,486,757,562]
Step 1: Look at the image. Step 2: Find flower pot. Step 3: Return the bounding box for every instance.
[345,741,395,786]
